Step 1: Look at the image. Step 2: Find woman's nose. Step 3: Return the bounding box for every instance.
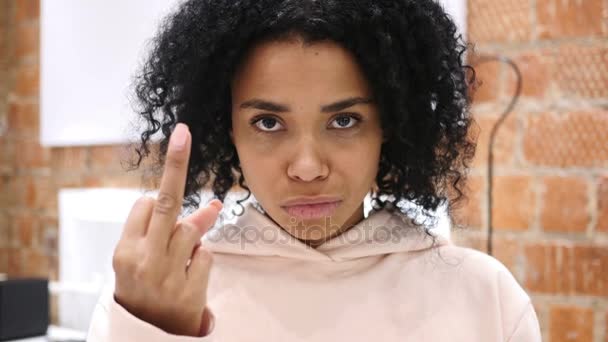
[286,137,329,182]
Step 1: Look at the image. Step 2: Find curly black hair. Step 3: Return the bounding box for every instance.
[128,0,477,224]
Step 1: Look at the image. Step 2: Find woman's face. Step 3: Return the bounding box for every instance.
[230,38,383,246]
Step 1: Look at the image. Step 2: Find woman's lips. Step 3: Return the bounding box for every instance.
[282,201,341,220]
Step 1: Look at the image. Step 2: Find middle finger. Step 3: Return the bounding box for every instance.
[146,123,192,250]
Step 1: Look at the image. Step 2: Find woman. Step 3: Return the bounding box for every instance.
[88,0,542,340]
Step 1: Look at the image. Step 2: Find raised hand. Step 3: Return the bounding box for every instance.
[112,123,221,336]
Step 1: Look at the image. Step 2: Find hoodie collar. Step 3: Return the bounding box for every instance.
[202,202,450,262]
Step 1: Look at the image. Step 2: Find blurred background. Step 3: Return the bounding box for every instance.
[0,0,606,341]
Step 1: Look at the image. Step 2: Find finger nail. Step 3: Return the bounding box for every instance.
[171,123,189,151]
[209,199,223,211]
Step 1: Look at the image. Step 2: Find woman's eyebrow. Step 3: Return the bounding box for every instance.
[239,96,374,113]
[239,99,289,112]
[320,97,374,113]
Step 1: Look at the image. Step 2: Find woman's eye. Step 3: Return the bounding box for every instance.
[329,114,361,129]
[252,117,283,132]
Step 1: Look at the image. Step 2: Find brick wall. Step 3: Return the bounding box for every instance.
[0,1,607,340]
[452,1,608,341]
[0,0,145,322]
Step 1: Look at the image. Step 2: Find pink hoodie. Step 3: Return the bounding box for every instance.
[87,203,542,341]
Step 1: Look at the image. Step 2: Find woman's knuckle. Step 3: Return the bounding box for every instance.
[181,222,197,237]
[112,249,129,270]
[133,263,153,282]
[133,196,146,207]
[130,196,152,215]
[155,192,178,215]
[139,196,155,208]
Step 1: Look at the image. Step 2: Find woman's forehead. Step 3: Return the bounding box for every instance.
[231,39,373,103]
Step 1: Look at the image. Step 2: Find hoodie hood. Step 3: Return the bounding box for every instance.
[202,202,451,262]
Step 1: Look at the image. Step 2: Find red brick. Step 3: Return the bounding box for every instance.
[36,215,57,255]
[12,64,39,98]
[573,246,608,296]
[493,237,521,280]
[523,111,608,167]
[470,113,518,168]
[451,175,484,229]
[7,248,22,277]
[14,0,40,23]
[0,137,15,175]
[13,213,35,247]
[492,175,535,230]
[15,23,39,61]
[5,174,26,208]
[0,174,18,209]
[0,213,8,248]
[21,175,53,211]
[21,249,54,278]
[468,0,533,43]
[83,173,144,189]
[52,174,85,190]
[50,147,88,171]
[470,61,501,103]
[24,177,38,209]
[4,213,16,248]
[45,174,85,215]
[82,175,103,188]
[88,145,129,171]
[0,24,6,61]
[524,244,556,293]
[0,248,7,274]
[7,101,39,135]
[537,0,604,39]
[524,243,608,296]
[599,176,608,232]
[549,305,594,342]
[13,139,50,169]
[554,45,608,99]
[541,176,590,233]
[505,52,551,98]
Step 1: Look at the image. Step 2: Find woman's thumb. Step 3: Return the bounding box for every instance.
[184,199,223,232]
